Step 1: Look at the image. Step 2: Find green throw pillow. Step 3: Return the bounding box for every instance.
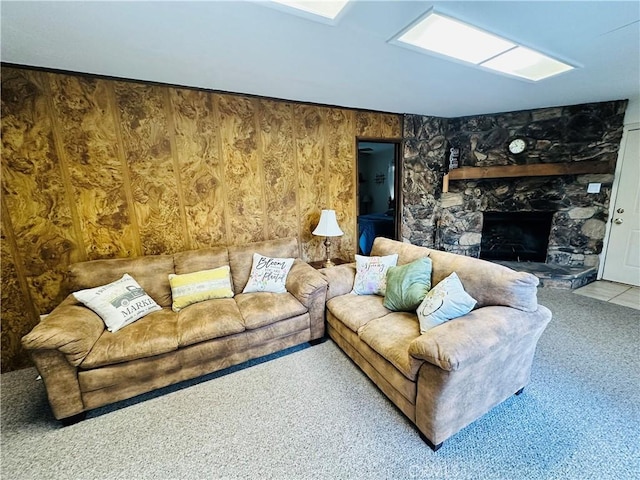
[383,257,432,311]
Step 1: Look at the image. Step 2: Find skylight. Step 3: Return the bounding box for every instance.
[393,11,574,81]
[271,0,349,20]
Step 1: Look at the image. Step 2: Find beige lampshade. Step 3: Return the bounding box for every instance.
[312,210,344,237]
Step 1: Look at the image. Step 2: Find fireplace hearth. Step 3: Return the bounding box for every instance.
[480,211,553,262]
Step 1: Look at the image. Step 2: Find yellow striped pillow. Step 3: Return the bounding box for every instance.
[168,266,234,312]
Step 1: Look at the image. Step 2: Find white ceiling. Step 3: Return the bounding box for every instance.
[2,1,639,118]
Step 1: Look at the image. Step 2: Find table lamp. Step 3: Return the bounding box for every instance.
[312,209,344,268]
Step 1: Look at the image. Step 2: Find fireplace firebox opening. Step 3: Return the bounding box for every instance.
[480,211,554,263]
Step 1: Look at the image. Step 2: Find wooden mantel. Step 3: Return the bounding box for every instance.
[447,160,611,181]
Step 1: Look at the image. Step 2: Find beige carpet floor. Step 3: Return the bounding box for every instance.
[1,288,638,479]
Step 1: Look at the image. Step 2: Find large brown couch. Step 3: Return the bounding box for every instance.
[322,237,552,451]
[22,237,328,423]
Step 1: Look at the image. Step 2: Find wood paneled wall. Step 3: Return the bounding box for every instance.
[0,66,401,372]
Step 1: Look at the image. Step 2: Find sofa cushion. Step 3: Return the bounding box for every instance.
[428,250,539,312]
[228,238,299,295]
[169,266,234,312]
[326,294,390,333]
[416,272,477,333]
[68,255,175,308]
[235,292,307,330]
[352,254,398,296]
[73,274,162,333]
[358,312,424,381]
[176,298,245,347]
[326,312,417,405]
[173,246,229,275]
[371,237,432,266]
[80,309,178,369]
[383,257,432,311]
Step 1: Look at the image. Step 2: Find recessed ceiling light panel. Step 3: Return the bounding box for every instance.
[481,46,574,81]
[271,0,349,20]
[391,9,575,81]
[397,12,515,65]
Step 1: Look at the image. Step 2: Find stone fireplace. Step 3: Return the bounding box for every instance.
[479,211,553,262]
[402,100,627,274]
[430,175,613,268]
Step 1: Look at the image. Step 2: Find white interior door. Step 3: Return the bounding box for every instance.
[602,127,640,286]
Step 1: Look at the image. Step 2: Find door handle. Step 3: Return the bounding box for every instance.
[614,218,624,224]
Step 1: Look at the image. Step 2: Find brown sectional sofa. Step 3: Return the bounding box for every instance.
[322,237,552,451]
[22,237,328,423]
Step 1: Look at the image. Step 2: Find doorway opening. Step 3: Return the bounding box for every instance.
[357,140,400,255]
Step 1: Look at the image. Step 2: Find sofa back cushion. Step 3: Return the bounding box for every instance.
[68,255,175,308]
[371,237,431,266]
[173,247,229,274]
[228,237,299,295]
[370,237,539,312]
[427,249,539,312]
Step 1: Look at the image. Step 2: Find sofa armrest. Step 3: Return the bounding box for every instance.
[286,260,328,306]
[29,349,85,419]
[22,294,105,367]
[409,305,552,371]
[321,263,356,300]
[286,260,329,340]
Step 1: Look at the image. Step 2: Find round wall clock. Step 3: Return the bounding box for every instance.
[508,138,527,155]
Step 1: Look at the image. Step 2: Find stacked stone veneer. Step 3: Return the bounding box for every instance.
[402,100,627,267]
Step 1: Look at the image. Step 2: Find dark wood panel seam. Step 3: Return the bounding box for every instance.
[163,88,191,251]
[291,106,303,259]
[1,199,39,324]
[322,109,331,210]
[42,73,87,263]
[254,98,269,241]
[106,83,143,257]
[212,94,233,246]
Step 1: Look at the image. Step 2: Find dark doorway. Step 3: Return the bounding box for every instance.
[480,211,553,262]
[357,141,400,255]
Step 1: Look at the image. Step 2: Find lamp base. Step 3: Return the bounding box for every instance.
[323,258,336,268]
[323,237,333,268]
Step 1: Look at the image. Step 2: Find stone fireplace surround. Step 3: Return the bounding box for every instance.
[432,174,614,268]
[402,100,627,274]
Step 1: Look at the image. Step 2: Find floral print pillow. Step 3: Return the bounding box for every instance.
[352,254,399,296]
